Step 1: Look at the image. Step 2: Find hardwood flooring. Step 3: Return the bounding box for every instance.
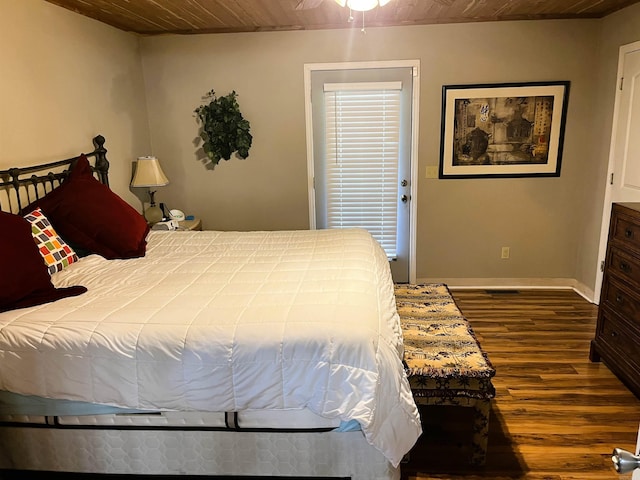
[402,288,640,480]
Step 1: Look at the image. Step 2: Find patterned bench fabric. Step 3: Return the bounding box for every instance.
[395,283,496,465]
[396,283,495,383]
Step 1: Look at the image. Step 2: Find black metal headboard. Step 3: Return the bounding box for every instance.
[0,135,110,214]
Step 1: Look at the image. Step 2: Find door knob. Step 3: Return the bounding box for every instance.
[612,447,640,473]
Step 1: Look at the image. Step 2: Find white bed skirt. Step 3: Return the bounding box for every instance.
[0,425,399,479]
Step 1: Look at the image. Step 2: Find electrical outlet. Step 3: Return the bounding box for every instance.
[501,247,510,259]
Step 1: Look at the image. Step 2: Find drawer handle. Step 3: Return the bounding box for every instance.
[625,228,634,239]
[616,294,625,305]
[611,330,618,338]
[619,262,632,273]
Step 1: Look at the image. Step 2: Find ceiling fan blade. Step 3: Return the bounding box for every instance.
[295,0,326,10]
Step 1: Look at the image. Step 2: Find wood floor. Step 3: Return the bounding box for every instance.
[402,288,640,480]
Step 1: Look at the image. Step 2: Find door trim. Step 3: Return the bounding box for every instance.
[303,60,420,284]
[594,41,640,304]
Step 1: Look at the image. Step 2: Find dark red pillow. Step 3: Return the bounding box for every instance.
[0,211,86,313]
[23,155,150,260]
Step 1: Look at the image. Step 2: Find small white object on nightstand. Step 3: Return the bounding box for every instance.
[151,220,179,230]
[169,209,185,221]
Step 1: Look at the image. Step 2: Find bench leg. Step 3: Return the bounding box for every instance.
[470,399,491,465]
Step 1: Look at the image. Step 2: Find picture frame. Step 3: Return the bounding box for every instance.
[439,81,570,178]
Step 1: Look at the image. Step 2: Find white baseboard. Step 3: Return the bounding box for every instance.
[415,278,597,305]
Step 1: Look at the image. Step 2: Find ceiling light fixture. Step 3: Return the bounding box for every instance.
[334,0,391,11]
[334,0,391,32]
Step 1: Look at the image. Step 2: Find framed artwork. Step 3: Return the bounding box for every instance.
[439,81,570,178]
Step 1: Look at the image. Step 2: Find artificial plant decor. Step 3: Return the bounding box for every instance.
[194,89,252,167]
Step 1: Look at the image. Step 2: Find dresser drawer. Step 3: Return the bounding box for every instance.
[601,276,640,326]
[598,308,640,362]
[608,246,640,288]
[593,203,640,399]
[611,205,640,252]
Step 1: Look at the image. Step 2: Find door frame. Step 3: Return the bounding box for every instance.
[303,59,420,284]
[594,41,640,304]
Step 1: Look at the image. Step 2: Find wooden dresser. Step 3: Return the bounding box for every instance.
[591,203,640,398]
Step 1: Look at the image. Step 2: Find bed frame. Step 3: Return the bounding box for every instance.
[0,135,109,214]
[0,135,400,480]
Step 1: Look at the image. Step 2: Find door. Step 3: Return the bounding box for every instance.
[304,61,419,283]
[595,42,640,303]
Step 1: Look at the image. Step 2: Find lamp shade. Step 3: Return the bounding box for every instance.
[131,156,169,187]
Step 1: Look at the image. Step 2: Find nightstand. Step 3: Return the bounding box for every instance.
[178,218,202,231]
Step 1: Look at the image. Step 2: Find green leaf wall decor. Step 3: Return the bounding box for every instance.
[194,90,252,168]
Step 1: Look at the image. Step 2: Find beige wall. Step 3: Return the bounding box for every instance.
[0,0,151,206]
[139,19,604,288]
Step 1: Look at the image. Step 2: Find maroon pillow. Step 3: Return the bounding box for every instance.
[0,211,86,313]
[23,155,150,260]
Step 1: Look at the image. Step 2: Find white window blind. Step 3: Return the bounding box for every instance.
[323,81,401,259]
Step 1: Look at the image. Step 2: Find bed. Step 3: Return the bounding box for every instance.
[0,136,421,479]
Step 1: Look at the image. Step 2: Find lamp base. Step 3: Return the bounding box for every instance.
[144,205,164,224]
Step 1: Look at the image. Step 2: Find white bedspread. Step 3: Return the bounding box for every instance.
[0,228,421,466]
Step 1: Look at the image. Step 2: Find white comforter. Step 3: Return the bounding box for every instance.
[0,228,421,466]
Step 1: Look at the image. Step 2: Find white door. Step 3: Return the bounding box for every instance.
[304,61,419,284]
[595,41,640,303]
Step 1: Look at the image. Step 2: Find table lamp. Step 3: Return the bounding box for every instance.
[131,156,169,224]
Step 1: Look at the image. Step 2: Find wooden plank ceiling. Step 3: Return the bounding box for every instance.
[45,0,640,35]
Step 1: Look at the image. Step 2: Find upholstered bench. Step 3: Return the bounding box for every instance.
[395,284,496,465]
